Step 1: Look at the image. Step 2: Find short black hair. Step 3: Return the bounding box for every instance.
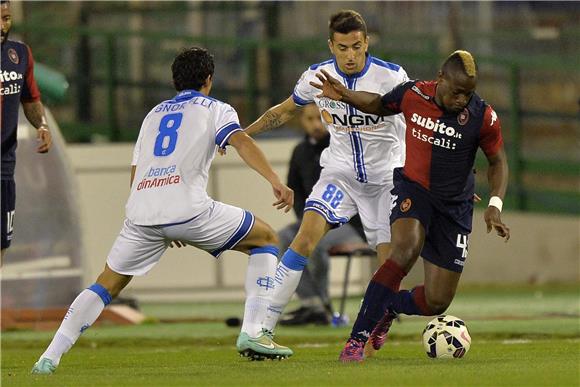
[171,47,215,91]
[441,50,478,78]
[328,10,367,40]
[1,1,10,5]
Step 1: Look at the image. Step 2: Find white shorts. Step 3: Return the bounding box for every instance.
[107,201,255,276]
[304,167,393,248]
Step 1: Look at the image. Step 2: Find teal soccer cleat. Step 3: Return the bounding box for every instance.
[31,358,57,374]
[237,330,293,360]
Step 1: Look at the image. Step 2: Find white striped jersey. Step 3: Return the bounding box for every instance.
[126,89,242,226]
[293,55,408,185]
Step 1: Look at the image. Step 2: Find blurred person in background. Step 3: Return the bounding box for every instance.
[244,10,408,352]
[1,0,52,263]
[31,46,295,374]
[311,50,510,362]
[278,103,365,326]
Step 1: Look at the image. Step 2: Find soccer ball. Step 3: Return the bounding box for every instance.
[422,315,471,358]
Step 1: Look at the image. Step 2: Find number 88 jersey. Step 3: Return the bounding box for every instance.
[126,89,242,226]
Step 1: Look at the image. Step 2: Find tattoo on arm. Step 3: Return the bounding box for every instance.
[257,110,284,134]
[23,101,48,129]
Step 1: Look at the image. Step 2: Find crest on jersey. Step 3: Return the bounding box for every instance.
[321,109,333,124]
[457,108,469,125]
[8,48,19,64]
[400,198,412,213]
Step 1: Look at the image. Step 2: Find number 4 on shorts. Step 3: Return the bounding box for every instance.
[456,234,469,258]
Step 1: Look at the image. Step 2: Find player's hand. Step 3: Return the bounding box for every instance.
[271,180,294,213]
[310,69,347,101]
[37,127,52,153]
[217,146,227,156]
[484,206,510,242]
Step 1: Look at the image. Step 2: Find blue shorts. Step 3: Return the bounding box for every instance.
[1,179,16,249]
[390,172,473,273]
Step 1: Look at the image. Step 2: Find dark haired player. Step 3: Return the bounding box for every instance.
[1,0,52,263]
[32,47,294,374]
[311,50,510,362]
[244,10,409,350]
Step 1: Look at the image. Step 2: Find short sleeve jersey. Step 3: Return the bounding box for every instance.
[1,40,41,179]
[126,90,242,226]
[292,55,408,185]
[381,80,503,200]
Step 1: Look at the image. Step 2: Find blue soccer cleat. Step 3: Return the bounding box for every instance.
[31,358,57,375]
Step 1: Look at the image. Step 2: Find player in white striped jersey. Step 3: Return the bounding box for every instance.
[244,10,408,350]
[32,48,294,374]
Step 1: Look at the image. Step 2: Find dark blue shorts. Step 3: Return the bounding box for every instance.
[390,173,473,273]
[1,179,16,249]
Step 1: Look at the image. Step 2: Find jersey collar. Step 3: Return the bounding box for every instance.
[332,53,372,80]
[173,89,204,102]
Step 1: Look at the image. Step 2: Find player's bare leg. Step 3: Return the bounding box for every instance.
[262,211,332,332]
[422,260,461,315]
[232,217,293,360]
[32,265,132,374]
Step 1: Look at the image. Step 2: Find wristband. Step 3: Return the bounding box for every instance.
[38,125,49,131]
[488,196,503,212]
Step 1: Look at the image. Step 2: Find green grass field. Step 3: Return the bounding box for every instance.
[2,285,579,386]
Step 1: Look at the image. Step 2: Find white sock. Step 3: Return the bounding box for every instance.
[263,249,308,332]
[40,285,111,365]
[241,247,277,338]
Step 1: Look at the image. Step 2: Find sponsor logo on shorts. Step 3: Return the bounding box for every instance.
[400,198,412,212]
[453,259,465,267]
[458,108,470,125]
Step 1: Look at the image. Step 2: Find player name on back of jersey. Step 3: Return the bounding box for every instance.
[410,113,462,151]
[136,164,182,191]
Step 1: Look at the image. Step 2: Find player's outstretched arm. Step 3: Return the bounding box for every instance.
[228,131,294,212]
[244,96,299,137]
[22,100,52,153]
[310,69,395,117]
[484,146,510,241]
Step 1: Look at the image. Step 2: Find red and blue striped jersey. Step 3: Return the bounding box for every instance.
[1,40,41,179]
[381,80,503,200]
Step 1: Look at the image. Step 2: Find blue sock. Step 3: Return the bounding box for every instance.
[263,248,308,331]
[391,286,433,316]
[349,259,406,342]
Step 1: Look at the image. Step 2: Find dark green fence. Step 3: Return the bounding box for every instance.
[17,25,579,215]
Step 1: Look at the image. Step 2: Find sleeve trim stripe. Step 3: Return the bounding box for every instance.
[292,92,311,106]
[217,126,243,148]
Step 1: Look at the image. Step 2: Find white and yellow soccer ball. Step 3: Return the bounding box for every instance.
[422,315,471,358]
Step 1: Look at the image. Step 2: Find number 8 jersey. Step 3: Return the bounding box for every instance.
[126,90,242,226]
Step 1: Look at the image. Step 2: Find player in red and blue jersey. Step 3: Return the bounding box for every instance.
[311,50,510,362]
[1,0,52,262]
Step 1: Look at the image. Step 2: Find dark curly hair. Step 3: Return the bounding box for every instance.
[171,47,215,91]
[328,10,367,40]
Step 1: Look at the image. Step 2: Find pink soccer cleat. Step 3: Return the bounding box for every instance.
[338,338,365,363]
[369,309,398,351]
